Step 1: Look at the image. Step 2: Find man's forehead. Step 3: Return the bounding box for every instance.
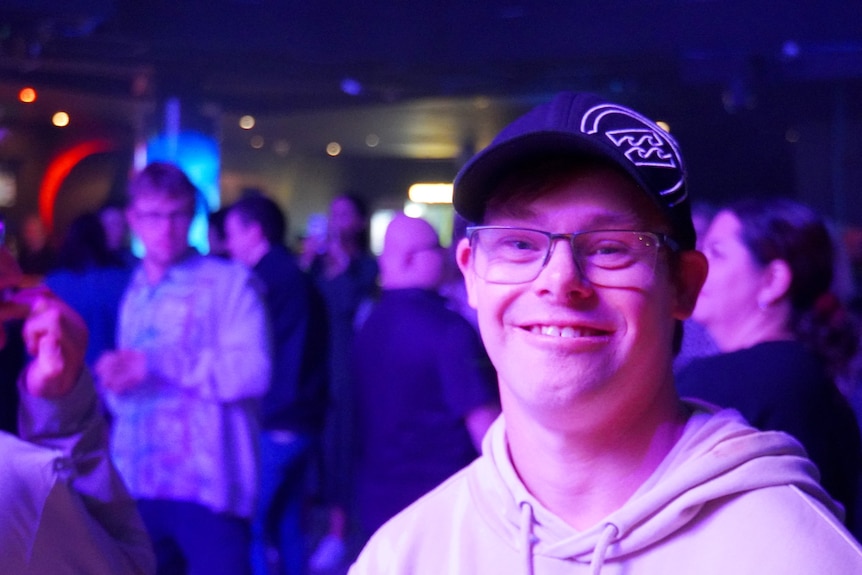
[130,190,192,209]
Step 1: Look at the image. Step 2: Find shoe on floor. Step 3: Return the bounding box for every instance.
[309,534,346,572]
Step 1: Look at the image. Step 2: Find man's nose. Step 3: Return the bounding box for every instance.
[532,238,593,297]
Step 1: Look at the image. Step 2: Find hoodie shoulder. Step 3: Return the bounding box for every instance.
[350,456,521,575]
[661,482,862,573]
[350,407,862,574]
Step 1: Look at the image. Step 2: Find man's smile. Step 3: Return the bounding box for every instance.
[526,324,610,338]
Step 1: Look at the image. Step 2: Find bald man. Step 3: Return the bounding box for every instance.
[351,214,499,538]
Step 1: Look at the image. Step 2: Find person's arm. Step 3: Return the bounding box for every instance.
[440,314,500,452]
[144,267,271,402]
[16,292,155,574]
[19,370,155,574]
[98,265,271,402]
[155,268,271,401]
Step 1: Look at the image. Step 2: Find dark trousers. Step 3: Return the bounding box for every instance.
[252,431,313,575]
[138,498,252,575]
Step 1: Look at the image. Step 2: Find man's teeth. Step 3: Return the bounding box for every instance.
[533,325,593,338]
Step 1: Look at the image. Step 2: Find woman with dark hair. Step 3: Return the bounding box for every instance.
[307,192,379,571]
[676,197,862,537]
[44,211,132,367]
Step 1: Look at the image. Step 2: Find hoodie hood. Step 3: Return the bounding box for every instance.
[467,401,840,571]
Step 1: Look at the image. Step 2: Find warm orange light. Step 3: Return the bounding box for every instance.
[18,87,37,103]
[52,111,70,127]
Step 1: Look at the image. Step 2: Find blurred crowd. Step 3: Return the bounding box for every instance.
[2,157,862,574]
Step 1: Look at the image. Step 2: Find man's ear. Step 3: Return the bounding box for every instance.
[672,250,708,320]
[456,237,479,309]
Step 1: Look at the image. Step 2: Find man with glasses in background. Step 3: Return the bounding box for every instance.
[96,162,271,575]
[350,93,862,574]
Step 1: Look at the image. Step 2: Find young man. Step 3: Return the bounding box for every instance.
[225,193,329,575]
[349,92,862,573]
[0,245,154,574]
[352,214,499,537]
[95,162,271,575]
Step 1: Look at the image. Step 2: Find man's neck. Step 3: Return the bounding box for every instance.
[712,305,794,352]
[141,251,190,285]
[503,385,687,531]
[142,259,170,285]
[245,241,271,268]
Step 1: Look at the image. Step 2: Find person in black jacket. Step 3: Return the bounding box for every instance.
[225,192,329,575]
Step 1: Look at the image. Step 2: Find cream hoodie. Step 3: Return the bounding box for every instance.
[350,403,862,574]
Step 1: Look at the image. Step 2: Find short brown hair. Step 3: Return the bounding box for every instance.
[128,162,198,207]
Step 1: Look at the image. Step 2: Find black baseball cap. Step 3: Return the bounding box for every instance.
[453,92,696,250]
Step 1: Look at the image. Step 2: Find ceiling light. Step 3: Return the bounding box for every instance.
[408,183,453,204]
[340,78,363,96]
[18,87,37,103]
[52,111,70,127]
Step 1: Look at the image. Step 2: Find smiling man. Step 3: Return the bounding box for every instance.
[348,93,862,574]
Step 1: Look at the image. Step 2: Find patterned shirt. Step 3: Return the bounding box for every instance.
[104,254,271,518]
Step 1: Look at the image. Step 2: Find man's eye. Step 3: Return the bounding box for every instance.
[591,243,628,255]
[497,235,542,252]
[581,240,638,264]
[510,239,539,251]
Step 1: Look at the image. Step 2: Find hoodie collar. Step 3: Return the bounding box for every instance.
[468,402,836,572]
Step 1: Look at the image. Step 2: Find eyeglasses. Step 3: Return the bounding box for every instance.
[134,209,194,226]
[466,226,678,286]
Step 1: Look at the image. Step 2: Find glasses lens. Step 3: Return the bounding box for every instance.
[137,210,193,226]
[472,228,549,284]
[471,227,663,286]
[574,231,661,287]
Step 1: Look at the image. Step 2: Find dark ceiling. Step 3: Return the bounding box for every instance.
[2,1,862,218]
[2,1,861,114]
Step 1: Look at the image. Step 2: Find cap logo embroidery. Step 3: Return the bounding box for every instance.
[605,129,676,169]
[580,103,687,206]
[580,104,681,170]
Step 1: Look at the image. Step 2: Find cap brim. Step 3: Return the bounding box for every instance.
[454,131,654,224]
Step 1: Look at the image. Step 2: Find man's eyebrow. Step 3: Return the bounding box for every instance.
[585,213,644,228]
[485,203,538,222]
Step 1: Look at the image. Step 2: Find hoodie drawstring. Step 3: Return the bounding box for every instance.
[517,500,617,575]
[519,501,535,575]
[589,523,618,575]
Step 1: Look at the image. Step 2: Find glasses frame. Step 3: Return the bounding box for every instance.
[465,225,680,286]
[133,208,195,227]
